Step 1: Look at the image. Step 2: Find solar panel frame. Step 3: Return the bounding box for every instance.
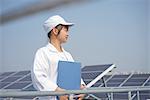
[86,64,116,88]
[0,67,150,100]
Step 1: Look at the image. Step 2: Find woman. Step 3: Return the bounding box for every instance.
[31,15,85,100]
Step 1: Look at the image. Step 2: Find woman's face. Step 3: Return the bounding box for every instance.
[57,26,69,43]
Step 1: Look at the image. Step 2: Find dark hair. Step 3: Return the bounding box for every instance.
[47,31,51,39]
[47,24,68,39]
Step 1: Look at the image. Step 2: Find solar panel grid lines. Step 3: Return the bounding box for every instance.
[12,71,30,77]
[105,74,130,87]
[82,72,103,80]
[91,75,112,87]
[122,74,150,86]
[89,74,115,99]
[86,64,116,88]
[2,72,31,89]
[99,73,127,87]
[18,74,32,82]
[89,72,149,99]
[145,80,150,86]
[98,74,115,87]
[118,73,133,87]
[82,64,113,72]
[0,65,150,100]
[5,81,31,89]
[0,71,18,82]
[22,84,36,91]
[22,82,33,90]
[1,76,22,83]
[142,75,150,86]
[0,72,14,77]
[81,64,115,88]
[0,72,19,89]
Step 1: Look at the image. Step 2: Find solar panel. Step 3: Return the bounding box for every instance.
[23,84,36,91]
[90,75,112,87]
[4,82,31,89]
[1,76,22,82]
[103,74,130,87]
[122,74,150,86]
[12,71,30,76]
[0,65,150,100]
[0,71,31,90]
[139,91,150,99]
[82,64,116,88]
[0,72,15,77]
[82,64,114,72]
[82,72,102,80]
[0,82,10,89]
[145,80,150,86]
[18,74,32,82]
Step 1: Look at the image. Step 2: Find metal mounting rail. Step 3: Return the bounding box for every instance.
[0,86,150,98]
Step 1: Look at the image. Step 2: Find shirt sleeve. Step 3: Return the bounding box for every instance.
[81,78,86,85]
[32,49,58,91]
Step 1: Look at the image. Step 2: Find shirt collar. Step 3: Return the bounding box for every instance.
[46,42,65,53]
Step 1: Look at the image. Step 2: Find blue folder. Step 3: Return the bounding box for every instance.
[57,61,81,90]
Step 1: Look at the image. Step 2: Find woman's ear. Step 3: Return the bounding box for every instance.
[52,28,59,35]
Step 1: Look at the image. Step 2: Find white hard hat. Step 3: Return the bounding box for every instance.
[43,15,74,34]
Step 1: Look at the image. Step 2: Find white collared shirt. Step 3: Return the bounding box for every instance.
[31,43,84,100]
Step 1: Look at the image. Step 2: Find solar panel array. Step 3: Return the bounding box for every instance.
[0,71,35,91]
[0,64,150,100]
[82,64,150,100]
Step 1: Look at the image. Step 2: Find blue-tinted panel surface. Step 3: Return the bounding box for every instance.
[82,72,102,79]
[139,91,150,100]
[12,71,30,76]
[0,77,5,80]
[92,75,112,87]
[107,78,125,83]
[91,79,104,87]
[23,84,36,91]
[145,80,150,86]
[82,64,113,72]
[131,74,150,78]
[122,74,150,86]
[0,72,14,77]
[123,82,144,86]
[0,70,149,100]
[106,83,121,87]
[18,74,32,82]
[126,79,147,82]
[0,82,10,89]
[1,76,22,82]
[4,82,31,89]
[110,75,130,79]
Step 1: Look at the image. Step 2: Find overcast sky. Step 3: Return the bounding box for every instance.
[0,0,150,73]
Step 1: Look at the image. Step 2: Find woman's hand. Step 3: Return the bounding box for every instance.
[55,87,69,100]
[76,84,86,100]
[59,95,69,100]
